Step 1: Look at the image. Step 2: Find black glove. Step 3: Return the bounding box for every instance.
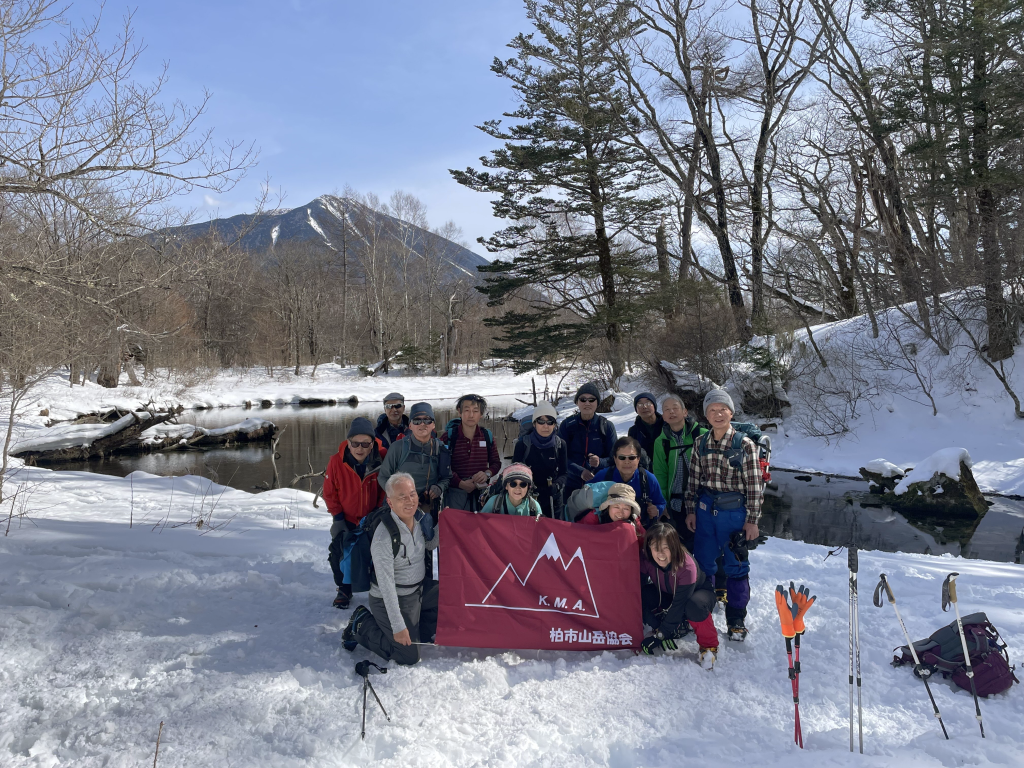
[641,632,678,655]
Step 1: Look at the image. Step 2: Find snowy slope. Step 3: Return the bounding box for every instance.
[1,467,1022,767]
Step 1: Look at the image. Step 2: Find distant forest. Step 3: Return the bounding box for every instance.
[1,0,1022,401]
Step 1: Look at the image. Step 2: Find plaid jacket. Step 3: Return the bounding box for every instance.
[684,425,764,525]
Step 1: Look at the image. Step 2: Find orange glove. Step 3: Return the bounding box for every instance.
[775,585,796,638]
[789,582,816,635]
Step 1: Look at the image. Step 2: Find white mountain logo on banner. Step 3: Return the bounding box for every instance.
[465,532,600,618]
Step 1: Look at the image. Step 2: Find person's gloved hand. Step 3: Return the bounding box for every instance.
[416,511,436,542]
[640,632,677,654]
[789,581,816,635]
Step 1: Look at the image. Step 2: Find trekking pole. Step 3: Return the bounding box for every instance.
[848,546,863,753]
[942,572,985,738]
[788,582,815,750]
[774,585,801,747]
[872,574,949,739]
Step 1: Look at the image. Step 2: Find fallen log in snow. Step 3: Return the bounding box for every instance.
[140,418,277,451]
[11,413,276,463]
[12,408,183,463]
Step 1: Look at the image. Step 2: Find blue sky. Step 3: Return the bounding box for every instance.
[120,0,529,253]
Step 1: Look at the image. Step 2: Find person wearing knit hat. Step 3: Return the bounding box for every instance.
[480,463,543,517]
[685,387,763,642]
[628,392,663,468]
[513,401,568,519]
[375,392,410,449]
[323,417,388,609]
[377,402,451,514]
[702,389,735,415]
[559,382,617,495]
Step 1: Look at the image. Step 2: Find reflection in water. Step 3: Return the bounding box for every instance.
[46,403,524,496]
[762,471,1024,563]
[45,405,1024,563]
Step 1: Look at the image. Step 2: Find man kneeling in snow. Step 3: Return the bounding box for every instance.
[342,473,438,665]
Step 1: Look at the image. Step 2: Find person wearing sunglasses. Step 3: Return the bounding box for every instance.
[558,382,617,496]
[323,417,388,609]
[374,392,411,449]
[378,402,451,518]
[479,464,543,517]
[512,401,568,519]
[589,435,666,525]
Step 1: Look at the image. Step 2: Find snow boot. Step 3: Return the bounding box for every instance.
[342,605,370,652]
[727,619,748,642]
[699,646,718,670]
[333,584,352,610]
[715,588,728,604]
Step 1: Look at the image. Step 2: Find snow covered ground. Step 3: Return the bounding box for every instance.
[1,467,1022,767]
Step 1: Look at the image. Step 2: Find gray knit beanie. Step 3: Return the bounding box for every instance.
[703,389,735,414]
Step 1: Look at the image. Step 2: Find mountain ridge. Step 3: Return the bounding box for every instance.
[165,194,489,279]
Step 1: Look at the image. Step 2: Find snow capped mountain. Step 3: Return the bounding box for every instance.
[164,194,489,279]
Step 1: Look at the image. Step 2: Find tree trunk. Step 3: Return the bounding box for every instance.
[655,222,675,322]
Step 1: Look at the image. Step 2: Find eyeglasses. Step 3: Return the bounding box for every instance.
[411,417,434,425]
[507,480,529,489]
[578,397,597,404]
[349,440,373,449]
[384,403,404,410]
[534,418,556,426]
[616,454,639,462]
[636,401,655,409]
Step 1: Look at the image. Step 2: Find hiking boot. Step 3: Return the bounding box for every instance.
[333,585,352,610]
[727,620,748,642]
[715,588,728,604]
[699,646,718,670]
[342,606,370,652]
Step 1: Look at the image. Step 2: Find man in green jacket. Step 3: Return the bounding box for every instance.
[652,394,707,530]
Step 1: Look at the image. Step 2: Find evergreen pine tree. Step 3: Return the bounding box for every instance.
[451,0,663,380]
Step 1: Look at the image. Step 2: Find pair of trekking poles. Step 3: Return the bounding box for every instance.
[874,570,986,740]
[785,544,984,751]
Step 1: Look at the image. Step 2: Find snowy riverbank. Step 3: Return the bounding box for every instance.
[1,467,1021,767]
[5,359,1024,494]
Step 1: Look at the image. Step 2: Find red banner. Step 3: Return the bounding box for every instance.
[435,508,643,650]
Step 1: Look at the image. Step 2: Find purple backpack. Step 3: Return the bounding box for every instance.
[892,612,1019,697]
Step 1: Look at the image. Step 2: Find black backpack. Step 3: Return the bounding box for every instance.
[348,505,403,593]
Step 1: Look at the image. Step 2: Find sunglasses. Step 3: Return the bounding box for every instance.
[578,397,598,404]
[616,454,639,462]
[507,480,530,489]
[384,403,404,410]
[411,417,434,425]
[534,418,556,426]
[349,440,373,449]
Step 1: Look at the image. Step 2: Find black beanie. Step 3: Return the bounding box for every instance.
[347,417,375,440]
[574,382,601,403]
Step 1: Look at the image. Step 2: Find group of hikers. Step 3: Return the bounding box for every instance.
[322,384,766,669]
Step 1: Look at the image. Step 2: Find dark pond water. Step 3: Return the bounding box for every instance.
[48,405,1024,563]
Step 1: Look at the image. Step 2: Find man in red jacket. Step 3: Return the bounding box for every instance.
[324,417,387,609]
